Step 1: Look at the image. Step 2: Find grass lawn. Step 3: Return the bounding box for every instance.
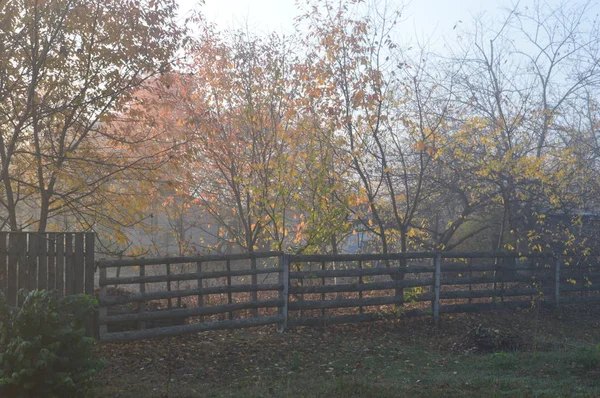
[90,306,600,397]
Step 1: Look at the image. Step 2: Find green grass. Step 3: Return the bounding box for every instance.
[204,346,600,398]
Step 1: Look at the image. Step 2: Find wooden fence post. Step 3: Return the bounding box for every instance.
[433,253,442,328]
[0,233,6,298]
[84,233,95,295]
[277,254,289,333]
[251,255,258,317]
[226,260,233,320]
[554,257,561,308]
[138,265,146,330]
[99,265,107,338]
[197,261,203,323]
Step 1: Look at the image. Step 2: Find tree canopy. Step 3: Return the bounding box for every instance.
[2,0,599,257]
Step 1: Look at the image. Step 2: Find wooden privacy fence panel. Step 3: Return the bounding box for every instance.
[0,232,95,306]
[97,251,600,342]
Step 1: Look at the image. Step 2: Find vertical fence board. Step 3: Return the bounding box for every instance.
[26,233,39,291]
[47,234,56,290]
[0,232,93,303]
[7,234,18,306]
[17,233,27,304]
[0,233,6,296]
[84,233,95,295]
[74,234,84,294]
[38,233,48,290]
[65,234,73,295]
[55,234,65,296]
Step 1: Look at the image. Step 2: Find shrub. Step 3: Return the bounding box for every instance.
[0,289,105,398]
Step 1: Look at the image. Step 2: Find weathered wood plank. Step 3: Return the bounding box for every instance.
[251,256,258,317]
[289,279,433,294]
[99,266,107,338]
[7,234,17,306]
[100,299,284,325]
[55,234,65,296]
[166,263,172,309]
[433,253,441,327]
[47,233,56,291]
[16,233,27,303]
[0,233,7,296]
[289,295,406,311]
[100,283,283,306]
[559,285,600,293]
[292,253,436,263]
[196,261,203,322]
[26,233,39,291]
[291,251,553,263]
[290,266,433,279]
[97,251,284,268]
[439,300,534,314]
[37,233,48,290]
[84,233,95,295]
[100,267,284,286]
[442,274,550,286]
[101,314,284,342]
[73,234,84,294]
[138,265,146,330]
[65,234,73,295]
[226,260,232,320]
[408,287,553,302]
[279,254,289,332]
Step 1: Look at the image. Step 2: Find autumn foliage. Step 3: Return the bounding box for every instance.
[1,0,599,256]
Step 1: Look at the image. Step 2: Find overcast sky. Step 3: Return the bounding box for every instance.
[177,0,524,41]
[175,0,600,57]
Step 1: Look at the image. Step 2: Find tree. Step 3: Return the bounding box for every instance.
[439,0,600,253]
[0,0,184,233]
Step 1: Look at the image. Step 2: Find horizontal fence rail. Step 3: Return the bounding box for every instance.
[97,252,285,342]
[97,251,600,342]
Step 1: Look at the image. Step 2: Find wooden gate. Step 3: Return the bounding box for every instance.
[0,232,95,306]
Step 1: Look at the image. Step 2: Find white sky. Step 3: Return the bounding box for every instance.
[177,0,519,40]
[176,0,600,57]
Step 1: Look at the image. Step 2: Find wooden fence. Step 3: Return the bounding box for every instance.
[0,232,95,306]
[97,251,600,342]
